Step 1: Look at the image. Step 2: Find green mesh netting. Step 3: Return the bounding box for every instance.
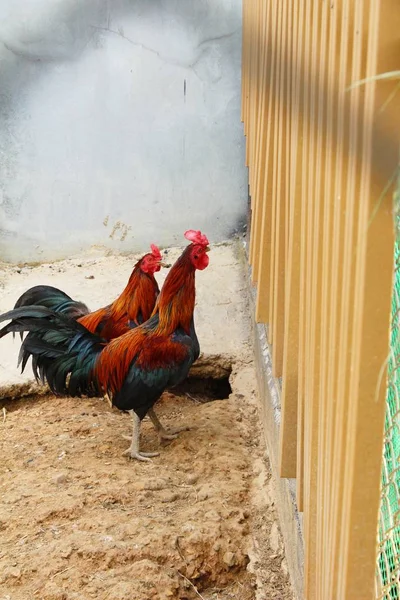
[377,178,400,599]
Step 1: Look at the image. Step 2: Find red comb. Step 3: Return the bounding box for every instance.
[150,244,162,259]
[184,230,209,247]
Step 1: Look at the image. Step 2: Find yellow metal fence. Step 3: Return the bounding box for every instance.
[242,0,400,598]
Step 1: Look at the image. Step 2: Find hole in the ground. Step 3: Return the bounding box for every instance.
[173,375,232,402]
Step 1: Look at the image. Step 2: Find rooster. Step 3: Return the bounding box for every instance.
[78,244,165,338]
[0,230,210,461]
[13,244,165,340]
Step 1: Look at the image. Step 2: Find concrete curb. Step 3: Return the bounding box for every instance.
[247,272,304,600]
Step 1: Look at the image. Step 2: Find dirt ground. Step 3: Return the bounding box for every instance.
[0,360,293,600]
[0,242,293,599]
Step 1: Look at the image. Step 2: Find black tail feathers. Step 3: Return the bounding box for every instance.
[14,285,90,319]
[0,306,104,397]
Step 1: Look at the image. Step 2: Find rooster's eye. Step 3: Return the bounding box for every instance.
[194,255,198,259]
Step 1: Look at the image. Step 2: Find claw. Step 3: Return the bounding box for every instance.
[169,425,190,435]
[123,447,159,461]
[158,425,190,441]
[148,408,189,442]
[159,432,178,441]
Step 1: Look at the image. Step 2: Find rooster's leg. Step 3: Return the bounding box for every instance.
[148,408,189,441]
[104,391,113,408]
[123,410,159,462]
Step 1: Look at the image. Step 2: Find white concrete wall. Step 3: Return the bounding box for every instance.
[0,0,247,264]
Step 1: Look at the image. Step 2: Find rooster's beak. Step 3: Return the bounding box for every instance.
[160,261,171,268]
[205,246,210,252]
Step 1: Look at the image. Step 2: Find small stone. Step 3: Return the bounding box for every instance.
[213,541,221,552]
[196,485,212,501]
[85,274,95,279]
[269,522,281,552]
[204,510,220,522]
[161,492,179,503]
[61,547,73,559]
[133,478,167,491]
[187,473,199,485]
[223,551,236,567]
[145,478,168,491]
[281,558,289,576]
[54,473,67,485]
[6,567,21,579]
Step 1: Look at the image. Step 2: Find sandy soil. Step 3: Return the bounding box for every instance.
[0,242,293,599]
[0,364,293,600]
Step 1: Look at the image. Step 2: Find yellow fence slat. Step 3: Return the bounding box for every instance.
[279,0,302,478]
[305,0,332,592]
[302,1,325,594]
[328,3,366,596]
[270,0,287,376]
[249,0,262,196]
[250,0,271,298]
[322,2,351,595]
[254,0,278,322]
[317,1,341,596]
[296,0,314,517]
[249,0,269,282]
[253,0,269,205]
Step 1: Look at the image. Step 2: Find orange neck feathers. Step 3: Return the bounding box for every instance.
[154,246,196,335]
[113,263,158,325]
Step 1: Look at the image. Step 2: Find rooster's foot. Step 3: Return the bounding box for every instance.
[158,425,190,441]
[148,408,189,442]
[123,410,159,462]
[123,446,159,462]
